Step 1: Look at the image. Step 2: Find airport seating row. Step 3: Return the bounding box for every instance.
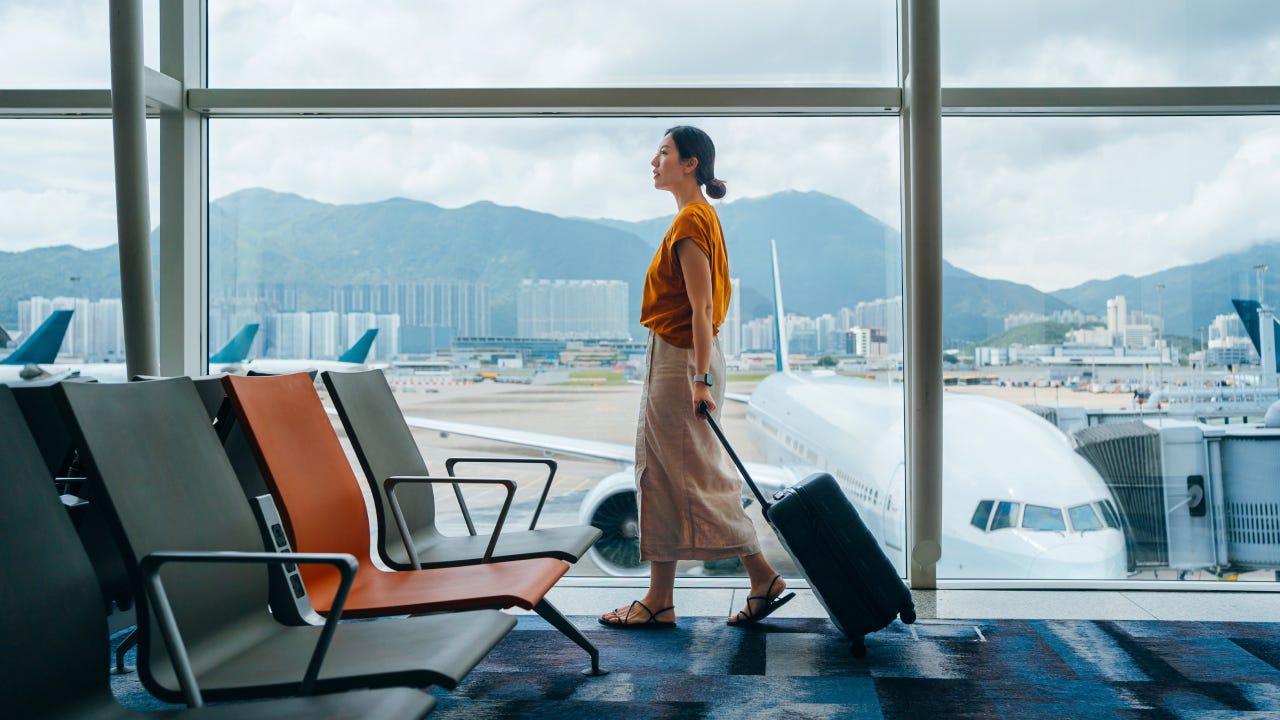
[0,368,603,718]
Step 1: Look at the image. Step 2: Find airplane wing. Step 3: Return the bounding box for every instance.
[389,413,635,465]
[371,411,799,492]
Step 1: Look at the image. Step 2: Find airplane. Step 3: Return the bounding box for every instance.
[2,314,260,383]
[229,328,380,375]
[391,242,1128,580]
[0,310,75,384]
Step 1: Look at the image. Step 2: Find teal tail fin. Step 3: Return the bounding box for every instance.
[209,323,260,364]
[339,329,378,364]
[1,310,73,365]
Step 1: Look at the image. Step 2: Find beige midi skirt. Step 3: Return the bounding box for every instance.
[635,332,762,562]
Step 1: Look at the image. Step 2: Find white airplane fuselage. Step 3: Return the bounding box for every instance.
[746,372,1127,580]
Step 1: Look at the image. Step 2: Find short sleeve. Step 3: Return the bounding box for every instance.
[664,206,714,260]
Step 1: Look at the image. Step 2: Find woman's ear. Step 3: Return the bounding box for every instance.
[682,155,699,176]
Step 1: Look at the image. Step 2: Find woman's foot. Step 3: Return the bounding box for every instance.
[728,575,794,626]
[599,599,677,629]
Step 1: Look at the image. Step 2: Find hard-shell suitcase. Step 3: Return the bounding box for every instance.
[701,404,915,656]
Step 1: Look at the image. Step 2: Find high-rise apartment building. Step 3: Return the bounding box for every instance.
[332,281,488,337]
[517,279,629,340]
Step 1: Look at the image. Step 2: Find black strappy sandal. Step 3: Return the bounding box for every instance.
[728,575,796,626]
[598,599,677,630]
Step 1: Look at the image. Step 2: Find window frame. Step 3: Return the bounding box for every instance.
[4,0,1278,593]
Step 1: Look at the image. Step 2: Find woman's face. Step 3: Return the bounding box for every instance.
[651,134,695,192]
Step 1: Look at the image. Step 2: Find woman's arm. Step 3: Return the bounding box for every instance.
[675,238,716,417]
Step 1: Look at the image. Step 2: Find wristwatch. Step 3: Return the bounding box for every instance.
[692,373,714,387]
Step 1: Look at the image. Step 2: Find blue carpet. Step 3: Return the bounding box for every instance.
[111,616,1280,718]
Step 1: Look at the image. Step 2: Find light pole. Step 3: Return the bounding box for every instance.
[1156,283,1165,393]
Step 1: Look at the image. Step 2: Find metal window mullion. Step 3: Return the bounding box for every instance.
[185,86,902,118]
[158,0,207,377]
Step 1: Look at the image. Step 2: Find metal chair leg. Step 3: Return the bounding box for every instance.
[111,626,138,675]
[533,598,607,676]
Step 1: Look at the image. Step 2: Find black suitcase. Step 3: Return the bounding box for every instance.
[701,404,915,656]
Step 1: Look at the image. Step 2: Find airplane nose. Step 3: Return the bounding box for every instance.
[1031,544,1111,579]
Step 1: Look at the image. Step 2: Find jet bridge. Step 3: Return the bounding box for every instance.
[1073,409,1280,575]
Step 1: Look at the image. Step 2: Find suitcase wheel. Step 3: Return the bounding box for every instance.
[900,607,917,625]
[850,637,867,658]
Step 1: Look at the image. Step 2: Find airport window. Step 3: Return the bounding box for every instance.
[970,500,994,531]
[0,0,159,88]
[941,0,1280,87]
[941,114,1280,582]
[13,0,1277,591]
[209,115,905,579]
[208,0,898,88]
[1022,504,1067,532]
[0,120,158,383]
[990,502,1019,531]
[1068,503,1104,532]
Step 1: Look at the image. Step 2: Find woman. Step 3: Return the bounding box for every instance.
[600,126,793,629]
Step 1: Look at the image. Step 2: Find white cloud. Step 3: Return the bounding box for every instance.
[5,0,1280,298]
[943,117,1280,291]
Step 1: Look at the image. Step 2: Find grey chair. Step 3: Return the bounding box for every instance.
[10,377,134,618]
[52,377,516,705]
[322,368,602,570]
[0,385,437,720]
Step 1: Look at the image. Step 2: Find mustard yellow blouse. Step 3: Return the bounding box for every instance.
[640,202,731,349]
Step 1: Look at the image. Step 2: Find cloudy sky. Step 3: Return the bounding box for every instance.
[3,0,1280,293]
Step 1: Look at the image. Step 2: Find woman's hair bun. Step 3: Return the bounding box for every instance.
[706,178,727,200]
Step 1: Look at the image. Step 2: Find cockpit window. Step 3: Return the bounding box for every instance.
[990,501,1019,530]
[1068,504,1104,531]
[1096,500,1122,529]
[1022,504,1067,531]
[970,500,994,530]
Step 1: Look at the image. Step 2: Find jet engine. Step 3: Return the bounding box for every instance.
[577,463,796,576]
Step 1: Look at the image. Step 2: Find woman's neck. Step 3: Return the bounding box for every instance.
[672,183,708,211]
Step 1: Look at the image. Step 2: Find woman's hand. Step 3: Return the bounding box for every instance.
[693,381,716,418]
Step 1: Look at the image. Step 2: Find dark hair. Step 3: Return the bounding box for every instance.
[665,125,727,199]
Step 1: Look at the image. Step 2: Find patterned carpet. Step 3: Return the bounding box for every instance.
[112,615,1280,718]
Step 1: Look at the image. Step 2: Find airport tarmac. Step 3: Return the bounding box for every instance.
[361,378,777,577]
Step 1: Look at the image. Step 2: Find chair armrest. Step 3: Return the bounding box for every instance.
[444,457,558,530]
[138,550,358,707]
[384,475,516,567]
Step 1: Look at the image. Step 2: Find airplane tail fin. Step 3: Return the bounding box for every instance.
[1231,298,1280,372]
[0,310,72,365]
[210,323,260,364]
[770,239,791,374]
[339,329,378,364]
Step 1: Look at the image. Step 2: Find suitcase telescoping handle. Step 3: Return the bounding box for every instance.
[698,401,771,515]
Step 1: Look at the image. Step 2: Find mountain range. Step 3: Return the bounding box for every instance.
[3,188,1277,344]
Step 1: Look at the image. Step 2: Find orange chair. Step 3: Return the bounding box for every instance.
[222,372,604,676]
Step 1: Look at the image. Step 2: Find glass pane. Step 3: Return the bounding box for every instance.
[942,0,1280,87]
[0,1,160,88]
[943,115,1280,581]
[210,116,904,578]
[0,119,160,382]
[1069,503,1104,532]
[209,0,898,88]
[991,501,1019,531]
[970,499,994,530]
[1022,504,1067,531]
